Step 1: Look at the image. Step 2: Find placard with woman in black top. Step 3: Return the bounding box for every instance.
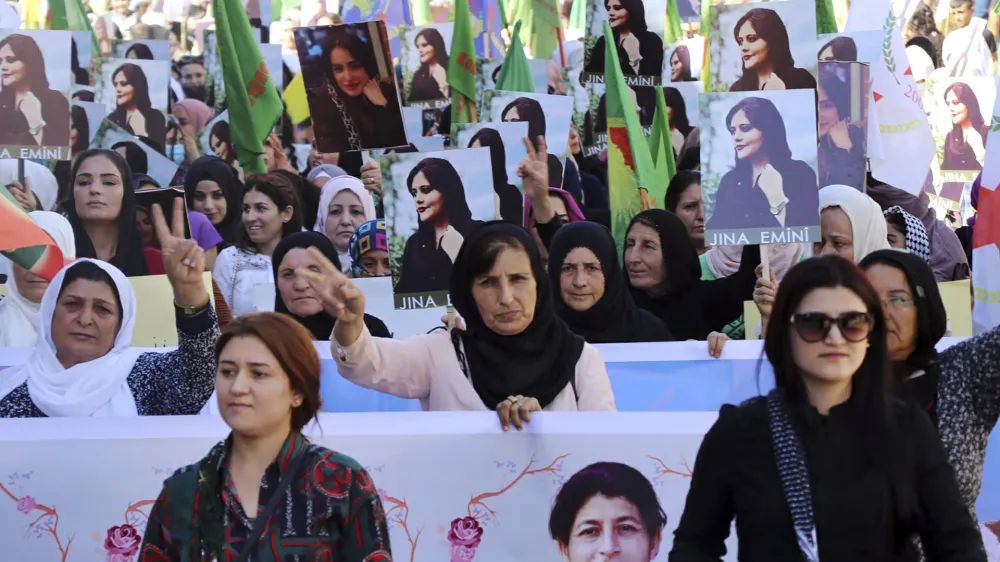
[931,77,995,200]
[97,58,170,148]
[484,91,573,190]
[583,0,666,86]
[402,23,455,109]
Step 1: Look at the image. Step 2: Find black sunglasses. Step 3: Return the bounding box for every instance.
[789,311,874,343]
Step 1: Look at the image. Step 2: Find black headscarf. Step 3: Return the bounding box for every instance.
[547,221,672,343]
[272,231,392,340]
[623,209,701,315]
[449,221,585,409]
[859,250,947,423]
[183,156,244,247]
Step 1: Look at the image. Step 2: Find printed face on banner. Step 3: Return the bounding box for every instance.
[401,23,457,109]
[665,38,705,83]
[708,0,818,93]
[700,89,820,246]
[71,101,106,157]
[928,76,996,202]
[96,58,171,149]
[71,30,93,83]
[0,29,73,161]
[294,22,408,154]
[92,119,180,188]
[584,83,658,155]
[454,121,530,223]
[114,40,172,61]
[817,61,870,191]
[582,0,668,86]
[484,91,574,188]
[379,147,496,309]
[198,111,236,166]
[817,30,883,65]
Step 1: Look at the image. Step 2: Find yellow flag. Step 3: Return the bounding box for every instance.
[282,72,311,125]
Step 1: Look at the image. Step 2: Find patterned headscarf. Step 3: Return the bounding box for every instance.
[348,219,389,278]
[884,205,931,262]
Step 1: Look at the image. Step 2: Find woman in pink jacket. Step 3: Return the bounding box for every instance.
[298,221,617,431]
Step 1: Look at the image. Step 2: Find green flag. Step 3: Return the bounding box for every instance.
[816,0,837,34]
[449,0,479,129]
[665,0,683,44]
[495,21,535,92]
[603,21,657,249]
[412,0,433,26]
[647,87,676,203]
[49,0,99,55]
[212,0,282,175]
[529,0,562,59]
[568,0,586,35]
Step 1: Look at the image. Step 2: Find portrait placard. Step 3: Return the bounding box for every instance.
[96,58,171,148]
[113,40,172,61]
[71,101,106,157]
[582,0,668,86]
[92,120,179,188]
[928,76,996,201]
[400,23,457,109]
[483,91,573,189]
[817,30,884,65]
[817,61,870,191]
[665,38,705,84]
[454,121,531,223]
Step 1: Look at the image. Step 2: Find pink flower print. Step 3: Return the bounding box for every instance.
[16,495,36,514]
[104,524,141,562]
[447,516,483,549]
[377,488,388,502]
[450,543,478,562]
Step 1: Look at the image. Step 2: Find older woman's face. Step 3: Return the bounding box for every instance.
[0,44,27,89]
[416,34,436,64]
[559,494,660,562]
[674,184,705,247]
[216,334,301,438]
[277,248,325,317]
[560,247,605,312]
[737,20,769,71]
[113,71,135,107]
[357,249,391,277]
[728,109,763,161]
[865,263,918,362]
[326,189,367,251]
[409,171,445,225]
[624,223,664,293]
[51,278,122,368]
[670,50,684,81]
[74,155,125,223]
[330,46,368,97]
[946,90,969,126]
[12,263,49,304]
[472,246,537,336]
[815,207,855,261]
[606,0,630,30]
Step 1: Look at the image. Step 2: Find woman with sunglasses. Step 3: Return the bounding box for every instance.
[671,256,984,560]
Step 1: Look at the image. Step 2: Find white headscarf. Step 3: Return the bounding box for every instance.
[0,160,60,211]
[15,259,144,417]
[942,18,994,77]
[818,184,892,263]
[0,212,77,349]
[905,45,935,83]
[313,176,377,273]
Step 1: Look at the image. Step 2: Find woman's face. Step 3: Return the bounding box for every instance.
[736,20,769,71]
[50,278,122,368]
[325,189,367,251]
[790,286,870,388]
[243,189,290,246]
[0,44,26,89]
[624,223,665,293]
[113,71,135,107]
[606,0,630,30]
[357,249,391,277]
[728,109,763,161]
[946,90,969,126]
[70,122,79,149]
[12,263,49,304]
[74,155,125,223]
[503,107,521,122]
[865,263,918,362]
[817,85,841,138]
[815,207,855,261]
[192,179,228,225]
[670,51,683,81]
[885,219,907,249]
[819,45,836,62]
[472,246,537,336]
[569,124,582,155]
[416,34,436,64]
[216,335,302,438]
[330,46,368,97]
[211,133,231,161]
[136,208,154,247]
[559,494,660,562]
[277,248,325,317]
[674,184,705,247]
[409,171,445,225]
[173,105,196,137]
[560,247,605,312]
[310,142,339,169]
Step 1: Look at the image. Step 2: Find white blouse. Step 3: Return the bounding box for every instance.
[212,247,274,318]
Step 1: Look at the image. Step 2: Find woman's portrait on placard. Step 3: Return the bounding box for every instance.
[817,30,883,67]
[667,43,702,83]
[99,59,170,148]
[402,23,455,107]
[114,39,171,61]
[294,21,407,153]
[92,119,179,187]
[929,76,996,200]
[817,62,868,190]
[454,121,530,224]
[701,89,820,245]
[664,83,702,169]
[0,30,72,157]
[487,91,574,190]
[584,0,666,84]
[380,148,496,307]
[708,1,818,93]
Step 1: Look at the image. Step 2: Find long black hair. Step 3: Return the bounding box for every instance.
[0,34,50,93]
[112,63,155,113]
[111,141,148,175]
[322,26,378,94]
[726,96,792,172]
[663,87,694,137]
[606,0,648,37]
[670,44,694,81]
[502,97,546,150]
[414,27,449,69]
[731,8,795,91]
[125,42,155,60]
[818,36,858,61]
[468,127,510,186]
[406,157,476,236]
[238,173,304,253]
[71,105,90,155]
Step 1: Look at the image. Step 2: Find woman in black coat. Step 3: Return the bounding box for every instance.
[0,33,71,148]
[584,0,664,79]
[107,63,167,147]
[729,8,816,92]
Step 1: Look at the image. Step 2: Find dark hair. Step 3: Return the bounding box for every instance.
[605,0,648,35]
[184,155,244,244]
[406,157,476,235]
[111,141,149,175]
[384,143,419,154]
[732,9,794,86]
[502,97,546,148]
[239,173,304,252]
[943,82,986,159]
[984,29,997,54]
[468,128,509,185]
[73,89,96,102]
[549,462,666,547]
[818,67,850,119]
[214,312,322,432]
[818,36,858,61]
[884,211,908,237]
[112,63,155,113]
[125,42,155,60]
[0,34,50,92]
[71,105,91,155]
[462,231,528,280]
[726,97,792,168]
[414,27,449,70]
[664,170,701,213]
[663,87,693,137]
[322,27,378,95]
[138,135,165,156]
[209,120,234,163]
[57,261,124,325]
[670,45,693,80]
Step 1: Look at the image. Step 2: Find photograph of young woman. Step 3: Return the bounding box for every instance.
[669,44,699,82]
[209,119,236,165]
[584,0,664,81]
[940,81,988,171]
[501,96,566,188]
[106,62,167,147]
[818,36,858,62]
[0,32,71,149]
[70,104,90,157]
[817,66,866,190]
[124,42,155,60]
[724,7,817,92]
[407,26,450,103]
[664,86,700,165]
[705,94,819,233]
[298,23,406,153]
[466,126,525,224]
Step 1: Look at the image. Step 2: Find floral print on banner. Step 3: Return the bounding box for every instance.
[0,471,72,561]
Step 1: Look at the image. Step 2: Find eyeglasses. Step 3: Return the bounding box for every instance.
[789,311,874,343]
[882,295,914,310]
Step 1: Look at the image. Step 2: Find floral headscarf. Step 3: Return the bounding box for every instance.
[348,219,389,278]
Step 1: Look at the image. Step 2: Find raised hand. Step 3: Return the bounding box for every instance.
[359,158,383,198]
[518,136,555,223]
[300,246,366,322]
[8,178,37,212]
[753,264,778,325]
[152,198,208,308]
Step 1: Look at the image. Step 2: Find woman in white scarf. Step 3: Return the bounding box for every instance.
[313,176,377,274]
[817,184,892,263]
[0,212,77,348]
[0,159,60,212]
